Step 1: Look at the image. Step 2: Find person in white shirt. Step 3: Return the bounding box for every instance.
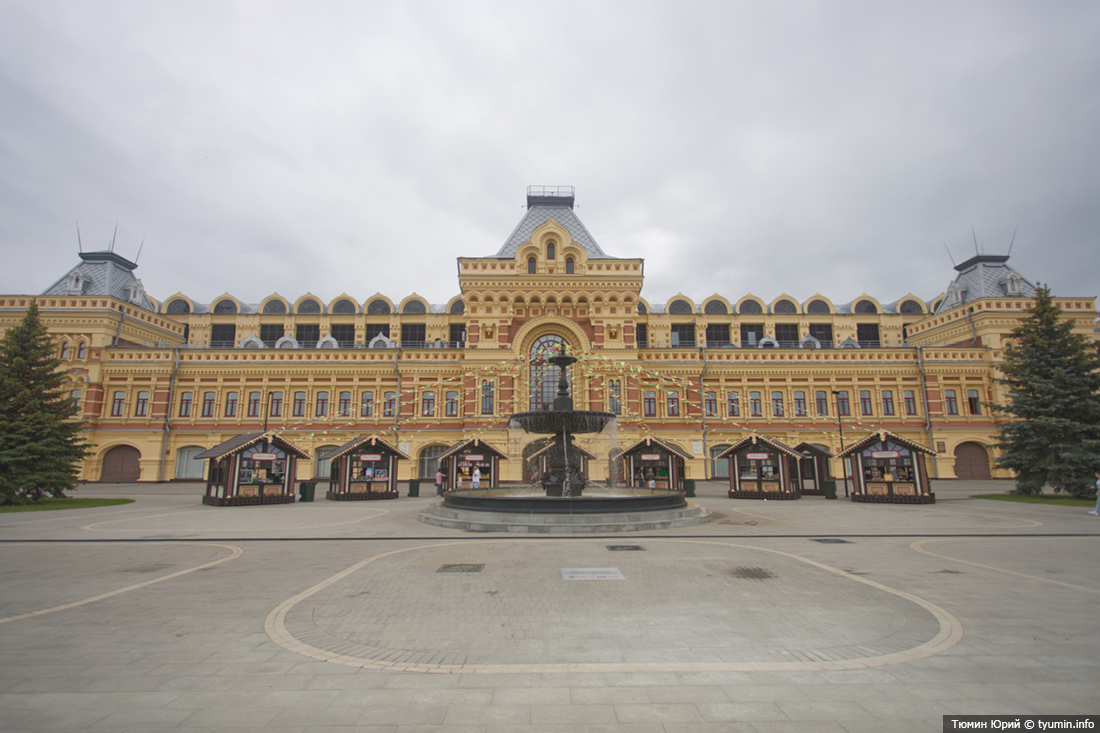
[472,466,481,489]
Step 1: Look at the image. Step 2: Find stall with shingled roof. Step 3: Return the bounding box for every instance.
[196,432,310,506]
[620,437,691,491]
[837,430,937,503]
[524,440,597,485]
[718,435,803,499]
[794,442,834,496]
[437,439,508,491]
[326,435,410,500]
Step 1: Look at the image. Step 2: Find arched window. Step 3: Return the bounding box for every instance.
[297,299,321,315]
[669,299,693,315]
[807,299,830,314]
[637,302,647,315]
[59,343,70,359]
[402,300,426,315]
[449,300,465,314]
[855,299,878,314]
[418,445,449,480]
[77,342,87,359]
[774,299,798,314]
[529,334,568,411]
[740,300,763,314]
[528,257,536,274]
[262,299,287,315]
[900,299,923,315]
[367,300,391,315]
[565,257,574,274]
[166,299,191,315]
[547,241,555,260]
[332,299,356,315]
[213,299,238,315]
[704,300,728,315]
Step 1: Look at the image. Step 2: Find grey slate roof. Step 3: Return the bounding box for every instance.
[41,251,157,312]
[492,203,613,260]
[934,254,1036,314]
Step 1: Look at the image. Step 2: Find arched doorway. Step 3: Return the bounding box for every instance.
[313,446,340,480]
[529,334,569,411]
[953,442,991,479]
[174,445,207,479]
[711,444,732,478]
[418,444,449,480]
[101,446,141,482]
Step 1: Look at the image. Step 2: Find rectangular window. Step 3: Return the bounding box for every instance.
[967,389,981,415]
[882,390,895,416]
[71,390,82,410]
[401,323,426,347]
[481,381,494,414]
[836,390,850,416]
[225,391,238,417]
[670,324,695,347]
[859,390,873,416]
[210,324,236,348]
[704,391,717,417]
[857,323,880,347]
[338,391,351,416]
[815,391,828,416]
[270,392,283,417]
[247,392,261,417]
[609,380,622,415]
[750,391,762,417]
[364,324,390,344]
[133,391,149,417]
[644,390,656,417]
[740,324,764,348]
[636,324,648,348]
[775,323,799,346]
[383,391,396,417]
[360,391,374,417]
[445,391,459,417]
[331,324,355,348]
[259,324,283,348]
[202,392,216,418]
[904,390,917,415]
[945,389,959,415]
[293,391,306,417]
[111,391,126,417]
[296,324,320,348]
[727,391,740,417]
[793,391,806,417]
[315,391,329,417]
[450,324,466,346]
[422,391,435,417]
[771,391,784,417]
[705,324,730,347]
[667,391,680,417]
[809,323,833,347]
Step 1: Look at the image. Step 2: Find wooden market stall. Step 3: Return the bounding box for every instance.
[326,435,411,501]
[717,435,803,500]
[837,430,937,504]
[619,437,691,492]
[437,438,508,491]
[794,442,834,496]
[197,431,310,506]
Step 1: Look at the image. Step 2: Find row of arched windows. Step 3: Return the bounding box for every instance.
[653,297,926,316]
[57,341,88,360]
[164,297,466,316]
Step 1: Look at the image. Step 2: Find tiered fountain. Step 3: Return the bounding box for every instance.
[419,346,713,532]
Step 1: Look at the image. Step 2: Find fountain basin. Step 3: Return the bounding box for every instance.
[442,488,687,514]
[509,410,615,435]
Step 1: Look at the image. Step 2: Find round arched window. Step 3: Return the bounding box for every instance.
[449,300,465,315]
[855,299,878,314]
[807,299,830,314]
[297,299,321,315]
[262,300,287,315]
[740,300,763,315]
[367,300,391,315]
[669,299,693,315]
[774,300,798,314]
[900,300,923,315]
[332,299,356,315]
[704,300,728,315]
[213,299,237,315]
[166,299,190,315]
[402,300,427,315]
[529,334,568,411]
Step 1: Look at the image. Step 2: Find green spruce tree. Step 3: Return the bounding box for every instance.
[0,301,89,503]
[992,285,1100,496]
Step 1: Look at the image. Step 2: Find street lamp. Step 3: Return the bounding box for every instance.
[831,391,849,497]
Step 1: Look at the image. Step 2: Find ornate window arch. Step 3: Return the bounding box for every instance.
[529,334,569,411]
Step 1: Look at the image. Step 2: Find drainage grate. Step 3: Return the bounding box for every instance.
[730,566,775,580]
[810,538,852,544]
[606,545,645,552]
[437,564,484,573]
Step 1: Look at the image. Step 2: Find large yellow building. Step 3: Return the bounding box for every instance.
[3,186,1097,486]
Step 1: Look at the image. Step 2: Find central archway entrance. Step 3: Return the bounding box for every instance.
[529,334,570,411]
[953,442,991,479]
[101,445,140,482]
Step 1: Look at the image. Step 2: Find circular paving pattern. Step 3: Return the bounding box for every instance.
[265,539,962,672]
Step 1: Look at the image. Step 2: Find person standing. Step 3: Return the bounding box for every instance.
[472,466,481,489]
[1090,470,1100,516]
[435,468,445,496]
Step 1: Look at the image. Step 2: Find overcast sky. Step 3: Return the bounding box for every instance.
[2,1,1098,311]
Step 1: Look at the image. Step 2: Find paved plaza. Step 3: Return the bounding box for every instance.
[1,479,1098,732]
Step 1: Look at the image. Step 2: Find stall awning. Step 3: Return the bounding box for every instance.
[619,437,693,461]
[194,431,310,460]
[437,438,510,461]
[794,442,834,460]
[715,434,804,460]
[836,430,938,459]
[526,441,597,461]
[328,434,411,461]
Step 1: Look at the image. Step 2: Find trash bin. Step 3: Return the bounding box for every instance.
[822,479,837,500]
[682,479,696,497]
[407,479,420,497]
[298,482,316,502]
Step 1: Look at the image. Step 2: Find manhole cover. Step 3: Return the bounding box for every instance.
[606,545,645,551]
[810,538,851,544]
[437,564,484,573]
[730,566,775,580]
